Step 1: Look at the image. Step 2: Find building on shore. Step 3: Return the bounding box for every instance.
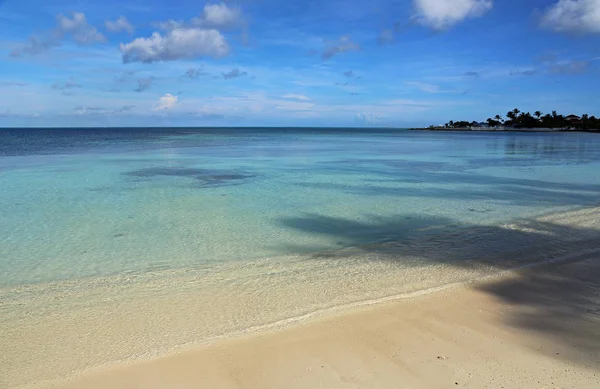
[565,114,582,126]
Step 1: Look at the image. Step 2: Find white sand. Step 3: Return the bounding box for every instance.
[28,255,600,389]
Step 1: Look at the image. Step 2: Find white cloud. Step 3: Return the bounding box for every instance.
[56,12,106,44]
[540,0,600,34]
[105,16,134,34]
[156,3,245,32]
[193,3,244,29]
[153,94,178,111]
[413,0,493,30]
[128,3,245,63]
[120,28,229,63]
[281,94,311,101]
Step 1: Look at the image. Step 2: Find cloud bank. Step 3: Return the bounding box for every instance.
[120,3,246,63]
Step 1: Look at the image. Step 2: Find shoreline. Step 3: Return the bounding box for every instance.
[3,205,600,388]
[29,252,600,389]
[408,127,600,133]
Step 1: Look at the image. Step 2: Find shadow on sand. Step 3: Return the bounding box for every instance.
[278,211,600,368]
[478,257,600,368]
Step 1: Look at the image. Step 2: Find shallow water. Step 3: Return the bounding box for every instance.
[2,128,600,386]
[3,128,600,285]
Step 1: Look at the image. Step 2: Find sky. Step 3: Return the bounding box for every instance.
[0,0,599,127]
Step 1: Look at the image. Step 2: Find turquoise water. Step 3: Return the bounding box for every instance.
[4,128,600,387]
[2,128,600,286]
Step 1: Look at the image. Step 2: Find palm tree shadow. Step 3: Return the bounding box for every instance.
[277,211,600,367]
[478,258,600,368]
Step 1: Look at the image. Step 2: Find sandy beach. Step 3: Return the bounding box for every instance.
[4,0,600,385]
[26,253,599,389]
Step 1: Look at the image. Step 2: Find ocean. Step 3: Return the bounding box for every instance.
[2,128,600,387]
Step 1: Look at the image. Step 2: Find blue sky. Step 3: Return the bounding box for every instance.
[1,0,599,127]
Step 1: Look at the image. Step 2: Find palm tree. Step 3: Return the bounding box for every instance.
[494,114,503,123]
[512,108,520,117]
[534,111,542,119]
[448,120,454,127]
[506,111,515,120]
[552,110,558,118]
[487,118,499,127]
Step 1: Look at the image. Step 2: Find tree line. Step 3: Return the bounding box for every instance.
[441,109,600,131]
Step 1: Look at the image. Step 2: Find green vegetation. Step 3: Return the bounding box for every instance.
[437,110,600,131]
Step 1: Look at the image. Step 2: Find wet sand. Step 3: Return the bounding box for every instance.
[29,254,600,389]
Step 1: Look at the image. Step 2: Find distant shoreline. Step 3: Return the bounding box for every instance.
[408,127,600,133]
